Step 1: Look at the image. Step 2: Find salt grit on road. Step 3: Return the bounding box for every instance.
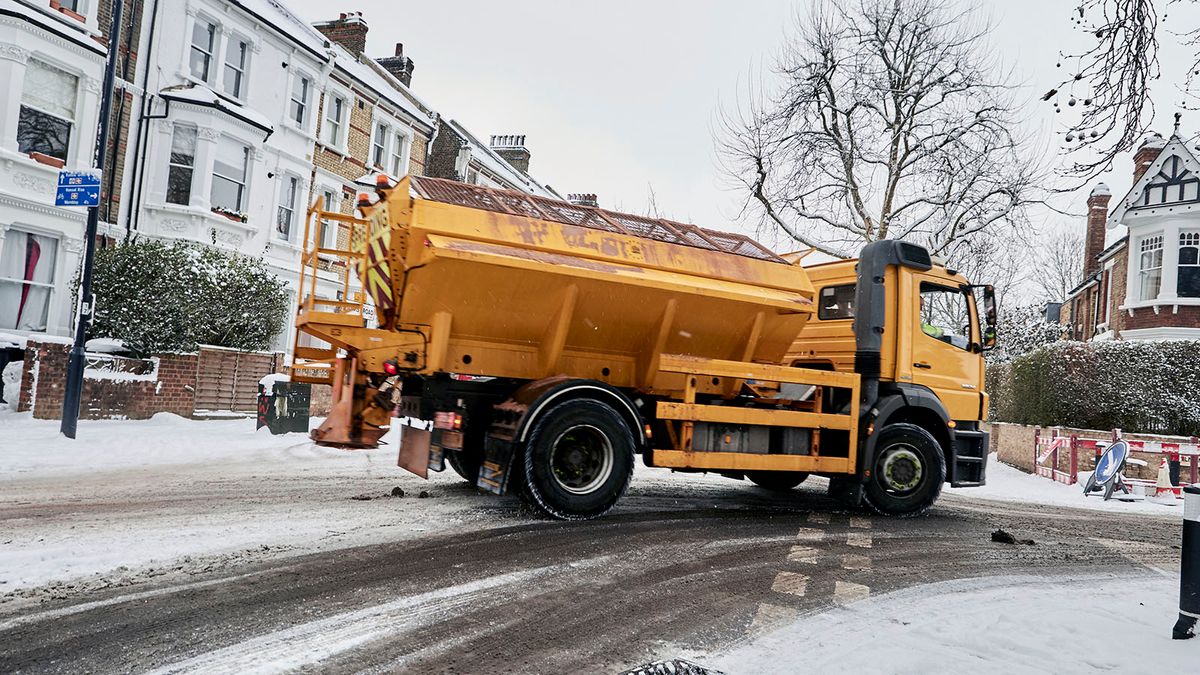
[709,574,1193,674]
[0,412,524,595]
[0,414,1185,601]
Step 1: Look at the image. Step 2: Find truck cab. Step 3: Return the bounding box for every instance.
[790,249,993,492]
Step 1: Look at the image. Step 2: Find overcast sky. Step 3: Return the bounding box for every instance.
[289,0,1198,248]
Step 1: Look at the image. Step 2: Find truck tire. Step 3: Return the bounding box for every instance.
[746,471,808,491]
[863,423,945,517]
[521,398,635,520]
[446,449,482,485]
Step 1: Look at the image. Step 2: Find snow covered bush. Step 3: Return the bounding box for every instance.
[986,304,1063,365]
[86,240,289,356]
[990,340,1200,436]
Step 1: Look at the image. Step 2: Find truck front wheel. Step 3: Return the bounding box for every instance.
[863,423,945,517]
[521,399,635,520]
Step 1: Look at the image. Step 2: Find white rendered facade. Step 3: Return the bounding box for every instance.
[0,0,105,337]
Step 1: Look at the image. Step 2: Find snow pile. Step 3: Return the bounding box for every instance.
[259,372,290,388]
[712,574,1193,673]
[0,359,21,411]
[0,332,27,350]
[85,338,128,354]
[949,454,1182,520]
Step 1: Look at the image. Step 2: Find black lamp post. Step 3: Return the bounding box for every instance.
[61,0,126,438]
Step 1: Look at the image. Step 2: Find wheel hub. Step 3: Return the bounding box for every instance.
[880,446,923,492]
[549,425,614,495]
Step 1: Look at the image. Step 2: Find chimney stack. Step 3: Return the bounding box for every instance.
[489,134,530,173]
[567,193,599,208]
[1133,132,1166,183]
[313,12,369,56]
[1083,183,1111,278]
[376,42,416,87]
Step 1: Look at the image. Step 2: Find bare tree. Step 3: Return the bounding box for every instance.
[720,0,1043,261]
[1046,0,1163,182]
[1032,228,1085,303]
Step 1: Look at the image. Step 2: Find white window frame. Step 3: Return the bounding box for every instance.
[276,174,301,242]
[165,123,197,206]
[317,186,340,249]
[17,58,80,164]
[189,17,218,84]
[323,90,349,152]
[371,118,389,170]
[390,127,411,177]
[0,228,60,332]
[211,136,251,215]
[1138,234,1164,301]
[288,71,313,131]
[1180,230,1200,299]
[222,32,251,100]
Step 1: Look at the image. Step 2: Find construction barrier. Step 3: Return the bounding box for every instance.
[1033,427,1200,497]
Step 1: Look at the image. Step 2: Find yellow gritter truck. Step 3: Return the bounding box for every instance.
[290,175,995,520]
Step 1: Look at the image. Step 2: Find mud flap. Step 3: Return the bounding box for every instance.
[477,434,516,495]
[398,424,432,479]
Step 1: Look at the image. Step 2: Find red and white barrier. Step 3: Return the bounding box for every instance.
[1032,427,1200,497]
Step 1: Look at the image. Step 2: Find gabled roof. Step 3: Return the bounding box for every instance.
[327,42,437,133]
[1108,133,1200,228]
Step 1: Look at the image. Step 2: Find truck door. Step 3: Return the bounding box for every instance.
[909,280,980,421]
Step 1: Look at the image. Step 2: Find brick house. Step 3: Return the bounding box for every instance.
[426,122,560,198]
[309,12,437,234]
[1062,132,1200,341]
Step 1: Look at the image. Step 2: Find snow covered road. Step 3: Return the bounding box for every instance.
[0,413,1189,673]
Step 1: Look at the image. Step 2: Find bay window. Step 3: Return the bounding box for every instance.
[166,125,197,205]
[1181,231,1200,298]
[190,20,217,82]
[17,60,78,163]
[1138,235,1163,301]
[0,231,58,332]
[211,138,249,214]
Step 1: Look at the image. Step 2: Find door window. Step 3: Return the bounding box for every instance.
[919,283,971,350]
[817,284,855,320]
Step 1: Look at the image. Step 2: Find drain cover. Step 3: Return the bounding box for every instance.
[619,659,725,675]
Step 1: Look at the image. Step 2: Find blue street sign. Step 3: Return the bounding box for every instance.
[1094,440,1129,484]
[55,170,102,207]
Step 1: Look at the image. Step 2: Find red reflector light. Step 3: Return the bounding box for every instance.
[434,411,464,430]
[383,359,399,376]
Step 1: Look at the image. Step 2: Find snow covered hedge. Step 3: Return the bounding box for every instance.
[86,240,290,356]
[989,340,1200,436]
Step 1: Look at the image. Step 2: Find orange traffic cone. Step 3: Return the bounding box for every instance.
[1153,457,1182,503]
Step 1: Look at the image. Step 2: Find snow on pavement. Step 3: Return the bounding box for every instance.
[710,573,1193,673]
[0,412,523,597]
[949,453,1184,520]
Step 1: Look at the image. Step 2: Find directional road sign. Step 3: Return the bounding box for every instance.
[55,170,102,207]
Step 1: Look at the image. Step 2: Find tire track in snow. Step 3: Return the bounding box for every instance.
[144,556,612,675]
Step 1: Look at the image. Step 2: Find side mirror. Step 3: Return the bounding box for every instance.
[967,284,997,351]
[981,285,997,350]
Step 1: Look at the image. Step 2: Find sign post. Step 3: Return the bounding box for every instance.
[60,0,124,438]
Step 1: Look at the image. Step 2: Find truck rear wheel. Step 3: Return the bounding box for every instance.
[863,423,945,517]
[446,449,482,485]
[521,399,634,520]
[746,471,809,491]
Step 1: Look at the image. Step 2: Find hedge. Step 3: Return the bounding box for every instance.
[987,340,1200,437]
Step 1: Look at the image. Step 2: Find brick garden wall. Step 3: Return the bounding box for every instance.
[989,421,1198,480]
[15,340,283,420]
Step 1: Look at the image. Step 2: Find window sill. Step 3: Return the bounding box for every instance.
[145,202,257,233]
[1120,298,1200,310]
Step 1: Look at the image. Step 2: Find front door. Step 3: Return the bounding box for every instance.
[910,279,980,421]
